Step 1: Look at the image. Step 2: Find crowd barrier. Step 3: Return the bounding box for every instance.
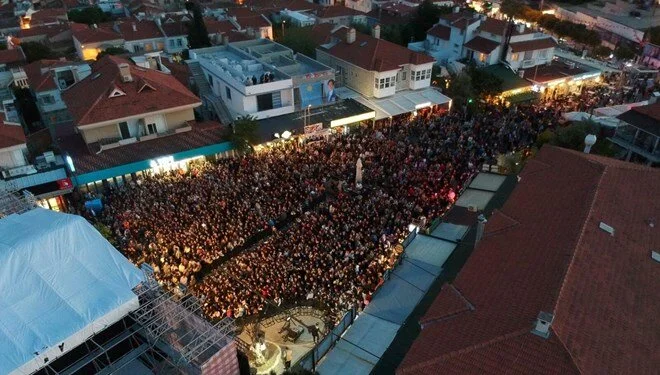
[291,228,419,371]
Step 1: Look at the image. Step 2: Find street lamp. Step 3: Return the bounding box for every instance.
[282,20,286,37]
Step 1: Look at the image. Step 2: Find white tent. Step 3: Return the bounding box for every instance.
[0,208,143,375]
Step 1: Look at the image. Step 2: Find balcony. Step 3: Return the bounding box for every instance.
[97,126,193,152]
[0,153,68,192]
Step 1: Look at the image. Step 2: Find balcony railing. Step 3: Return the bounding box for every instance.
[97,126,193,152]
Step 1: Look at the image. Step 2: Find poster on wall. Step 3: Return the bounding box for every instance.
[304,123,324,134]
[324,79,339,103]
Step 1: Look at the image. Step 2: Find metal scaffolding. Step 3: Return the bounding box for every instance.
[34,265,236,375]
[0,189,36,218]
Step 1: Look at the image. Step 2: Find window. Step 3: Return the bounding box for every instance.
[524,50,533,60]
[146,123,157,135]
[257,93,274,111]
[169,39,175,47]
[133,44,144,53]
[479,53,487,62]
[402,71,407,81]
[511,53,519,61]
[177,38,183,47]
[225,87,231,100]
[118,121,131,139]
[539,49,548,58]
[41,95,55,105]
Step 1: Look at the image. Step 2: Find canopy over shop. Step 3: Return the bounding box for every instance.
[256,98,376,144]
[335,87,452,120]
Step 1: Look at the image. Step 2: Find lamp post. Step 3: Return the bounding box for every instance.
[282,20,286,38]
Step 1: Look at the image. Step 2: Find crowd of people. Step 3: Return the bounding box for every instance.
[94,98,564,324]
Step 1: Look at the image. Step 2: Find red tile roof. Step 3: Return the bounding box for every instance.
[203,18,235,35]
[28,8,68,28]
[320,27,435,72]
[227,8,271,29]
[398,146,660,375]
[379,1,416,16]
[113,20,164,41]
[23,59,78,92]
[15,23,70,39]
[70,23,123,44]
[0,123,26,149]
[243,0,320,12]
[479,17,507,36]
[0,47,26,65]
[439,10,479,30]
[309,23,338,46]
[62,55,200,126]
[160,20,189,37]
[509,37,557,53]
[314,5,367,18]
[59,121,225,174]
[463,36,500,54]
[427,24,451,40]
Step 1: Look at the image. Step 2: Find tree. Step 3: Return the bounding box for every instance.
[614,44,635,60]
[409,0,453,41]
[20,41,57,62]
[68,6,110,25]
[186,1,210,48]
[282,368,318,375]
[591,45,612,58]
[230,115,259,153]
[500,0,526,19]
[466,64,502,97]
[447,72,474,109]
[277,26,318,57]
[536,121,616,157]
[97,46,129,58]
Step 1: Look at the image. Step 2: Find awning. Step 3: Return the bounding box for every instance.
[504,91,540,103]
[24,178,74,199]
[335,87,452,120]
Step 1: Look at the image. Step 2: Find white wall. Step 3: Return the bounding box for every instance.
[0,144,28,169]
[408,63,433,90]
[373,70,399,98]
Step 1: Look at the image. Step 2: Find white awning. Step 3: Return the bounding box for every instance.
[335,87,452,120]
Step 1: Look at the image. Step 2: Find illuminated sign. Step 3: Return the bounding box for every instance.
[330,112,376,127]
[304,123,323,134]
[149,155,174,168]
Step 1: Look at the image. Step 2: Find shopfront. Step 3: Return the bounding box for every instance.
[72,142,234,194]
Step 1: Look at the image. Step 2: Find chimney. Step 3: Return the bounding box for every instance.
[132,22,137,32]
[222,33,229,45]
[118,63,132,82]
[155,18,161,26]
[453,6,460,13]
[372,24,380,39]
[475,214,487,246]
[347,28,356,44]
[531,312,554,339]
[583,134,597,154]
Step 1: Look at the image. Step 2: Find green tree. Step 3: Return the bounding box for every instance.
[614,44,635,60]
[186,2,210,48]
[591,45,612,58]
[447,72,474,109]
[649,26,660,45]
[20,41,57,62]
[410,1,453,41]
[536,121,616,157]
[277,26,317,57]
[500,0,526,19]
[230,115,259,153]
[466,64,502,97]
[68,6,110,25]
[97,46,129,58]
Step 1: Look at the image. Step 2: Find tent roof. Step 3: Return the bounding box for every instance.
[0,208,143,375]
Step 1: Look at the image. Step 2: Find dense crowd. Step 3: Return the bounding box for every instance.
[97,100,562,322]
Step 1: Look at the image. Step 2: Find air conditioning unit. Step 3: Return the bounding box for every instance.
[468,205,478,212]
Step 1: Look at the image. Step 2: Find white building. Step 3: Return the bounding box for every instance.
[190,39,335,120]
[409,9,556,71]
